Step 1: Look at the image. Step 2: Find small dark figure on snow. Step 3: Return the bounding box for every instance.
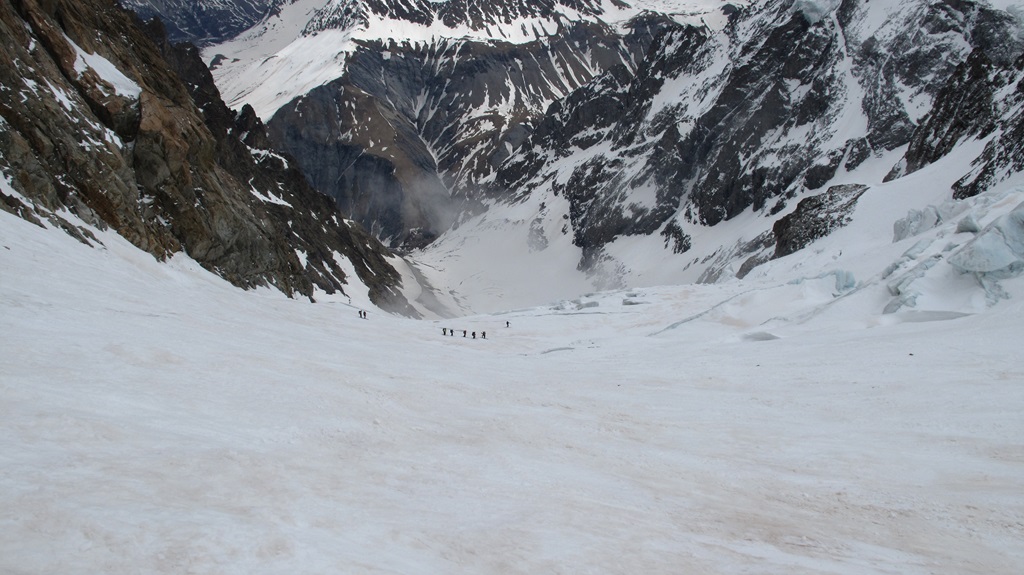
[463,330,467,337]
[482,331,486,339]
[442,327,447,336]
[472,332,476,339]
[506,321,510,328]
[450,329,454,336]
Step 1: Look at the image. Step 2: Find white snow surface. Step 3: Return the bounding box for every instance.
[67,35,142,99]
[985,0,1024,12]
[3,162,1024,572]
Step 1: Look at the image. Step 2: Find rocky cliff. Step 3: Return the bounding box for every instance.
[897,46,1024,200]
[0,0,414,313]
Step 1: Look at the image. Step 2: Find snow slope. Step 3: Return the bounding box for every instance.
[2,172,1023,572]
[409,137,1024,316]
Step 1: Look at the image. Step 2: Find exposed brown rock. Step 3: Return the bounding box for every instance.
[0,0,414,314]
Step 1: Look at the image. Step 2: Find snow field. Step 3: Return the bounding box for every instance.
[2,201,1023,574]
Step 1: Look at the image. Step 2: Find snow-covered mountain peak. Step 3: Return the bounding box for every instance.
[206,0,745,136]
[298,0,745,41]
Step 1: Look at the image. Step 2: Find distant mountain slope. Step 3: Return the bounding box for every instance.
[205,0,741,247]
[0,0,415,313]
[496,0,1023,262]
[119,0,276,45]
[402,0,1024,312]
[262,13,677,247]
[141,0,1024,315]
[203,0,1024,258]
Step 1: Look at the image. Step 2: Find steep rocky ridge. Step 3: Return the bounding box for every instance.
[0,0,413,313]
[302,0,614,38]
[952,55,1024,199]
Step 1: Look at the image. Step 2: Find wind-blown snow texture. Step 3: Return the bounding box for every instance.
[3,148,1024,573]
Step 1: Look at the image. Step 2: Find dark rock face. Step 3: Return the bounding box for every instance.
[675,11,823,225]
[951,55,1024,200]
[119,0,275,45]
[901,50,1000,177]
[491,0,1023,272]
[772,184,868,259]
[499,1,838,267]
[268,74,455,247]
[883,0,1024,201]
[848,0,1012,154]
[0,0,414,313]
[266,14,670,248]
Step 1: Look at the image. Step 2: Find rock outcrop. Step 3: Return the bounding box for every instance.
[0,0,414,313]
[772,184,868,259]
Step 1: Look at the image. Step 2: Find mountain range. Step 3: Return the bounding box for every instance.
[204,0,1024,313]
[4,0,1024,316]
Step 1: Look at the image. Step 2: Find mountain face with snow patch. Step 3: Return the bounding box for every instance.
[300,0,612,37]
[200,0,1023,261]
[265,12,675,247]
[200,0,729,247]
[0,0,415,313]
[898,44,1024,200]
[497,0,1023,272]
[118,0,1024,314]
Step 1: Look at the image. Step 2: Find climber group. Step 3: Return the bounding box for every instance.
[441,327,487,339]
